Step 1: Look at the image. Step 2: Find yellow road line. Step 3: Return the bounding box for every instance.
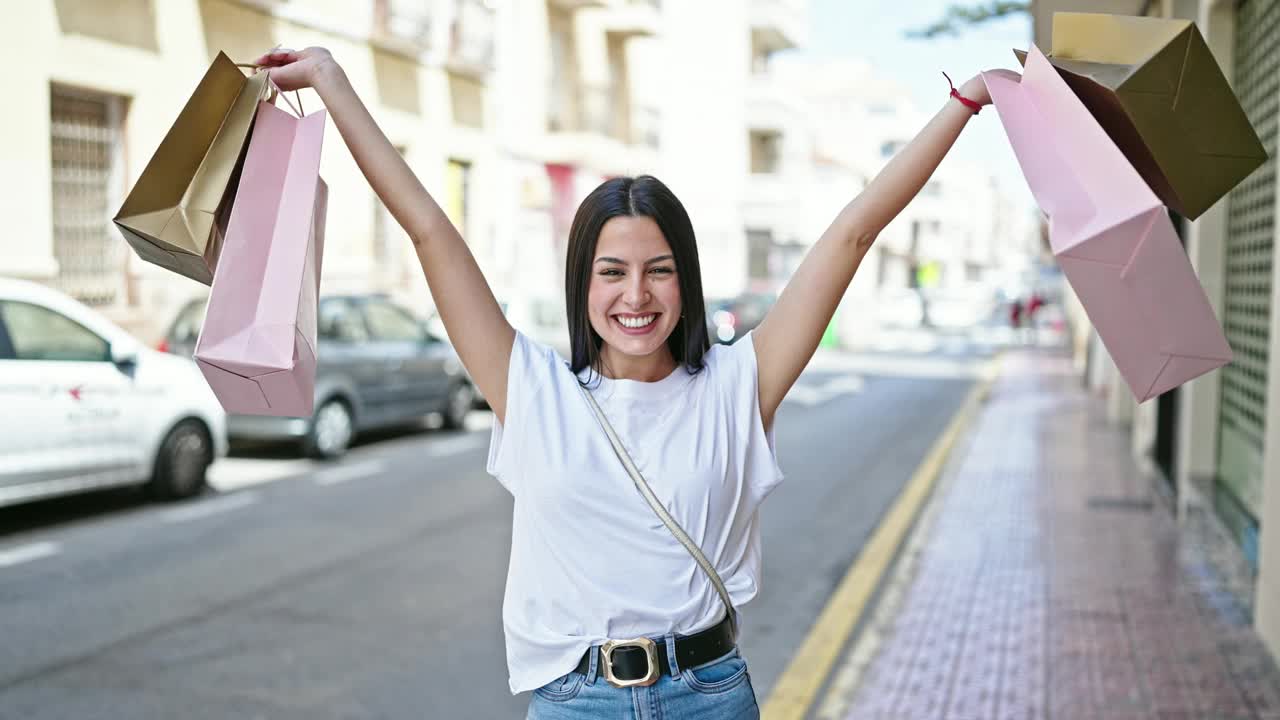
[761,358,999,720]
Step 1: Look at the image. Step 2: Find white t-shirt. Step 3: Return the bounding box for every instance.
[487,331,784,694]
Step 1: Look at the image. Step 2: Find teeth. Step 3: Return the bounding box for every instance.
[618,314,656,329]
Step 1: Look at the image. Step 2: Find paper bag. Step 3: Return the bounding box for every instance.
[195,100,327,417]
[1015,12,1267,219]
[984,48,1232,402]
[114,52,270,284]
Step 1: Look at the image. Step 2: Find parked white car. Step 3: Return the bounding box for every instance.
[0,278,227,509]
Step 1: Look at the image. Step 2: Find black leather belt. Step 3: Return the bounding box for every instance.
[575,614,735,687]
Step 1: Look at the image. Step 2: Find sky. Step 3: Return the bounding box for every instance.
[799,0,1038,216]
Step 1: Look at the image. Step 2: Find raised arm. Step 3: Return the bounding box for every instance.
[752,72,1002,430]
[257,48,516,421]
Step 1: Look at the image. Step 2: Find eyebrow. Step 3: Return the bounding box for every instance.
[594,254,675,266]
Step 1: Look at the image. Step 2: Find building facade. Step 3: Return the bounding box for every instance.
[4,1,822,346]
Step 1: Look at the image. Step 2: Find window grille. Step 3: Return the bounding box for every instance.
[49,85,126,307]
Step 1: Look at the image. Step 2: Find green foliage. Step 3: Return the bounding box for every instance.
[905,1,1030,39]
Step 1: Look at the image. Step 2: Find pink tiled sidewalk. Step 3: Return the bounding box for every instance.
[835,350,1280,720]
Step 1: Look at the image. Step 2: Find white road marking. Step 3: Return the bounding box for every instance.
[314,460,386,486]
[784,375,866,407]
[209,458,314,492]
[0,541,59,568]
[161,492,259,523]
[804,352,988,380]
[427,434,487,457]
[823,375,866,394]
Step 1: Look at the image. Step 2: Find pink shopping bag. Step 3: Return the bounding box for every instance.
[983,48,1232,402]
[195,98,327,417]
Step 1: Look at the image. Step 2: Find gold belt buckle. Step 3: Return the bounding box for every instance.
[600,637,659,688]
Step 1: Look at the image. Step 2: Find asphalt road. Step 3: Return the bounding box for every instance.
[0,341,991,719]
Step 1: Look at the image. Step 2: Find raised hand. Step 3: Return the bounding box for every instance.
[963,70,1020,108]
[250,46,336,93]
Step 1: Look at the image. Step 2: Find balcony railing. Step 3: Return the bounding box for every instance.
[447,0,495,75]
[547,0,608,10]
[373,0,436,55]
[546,85,656,148]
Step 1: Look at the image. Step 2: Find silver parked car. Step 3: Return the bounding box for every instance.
[162,294,475,460]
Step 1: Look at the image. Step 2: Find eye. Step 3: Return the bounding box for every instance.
[649,267,675,275]
[598,268,623,277]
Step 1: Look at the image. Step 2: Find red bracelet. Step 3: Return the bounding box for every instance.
[943,71,981,114]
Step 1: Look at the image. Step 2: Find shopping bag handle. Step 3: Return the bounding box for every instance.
[236,63,305,117]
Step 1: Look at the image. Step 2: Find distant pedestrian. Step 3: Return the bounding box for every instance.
[1010,298,1024,340]
[1026,291,1045,344]
[1027,290,1045,319]
[256,46,1000,718]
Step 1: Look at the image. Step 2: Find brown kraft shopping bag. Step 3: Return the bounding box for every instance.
[1016,12,1267,220]
[113,52,270,284]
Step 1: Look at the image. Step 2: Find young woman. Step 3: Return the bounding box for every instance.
[256,46,1000,718]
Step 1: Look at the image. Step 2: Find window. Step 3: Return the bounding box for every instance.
[445,158,472,237]
[53,0,158,50]
[0,314,15,360]
[0,301,110,362]
[363,301,425,343]
[50,85,127,306]
[318,299,369,343]
[750,131,782,174]
[747,229,774,280]
[169,298,208,345]
[547,8,576,133]
[449,73,485,128]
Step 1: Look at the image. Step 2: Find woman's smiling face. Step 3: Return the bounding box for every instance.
[588,215,683,365]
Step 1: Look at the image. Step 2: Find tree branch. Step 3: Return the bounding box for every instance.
[905,1,1030,39]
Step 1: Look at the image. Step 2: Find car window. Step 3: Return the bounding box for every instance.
[168,299,208,343]
[0,311,14,360]
[0,301,110,362]
[318,299,369,343]
[363,301,425,343]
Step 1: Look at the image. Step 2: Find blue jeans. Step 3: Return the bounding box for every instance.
[527,638,759,720]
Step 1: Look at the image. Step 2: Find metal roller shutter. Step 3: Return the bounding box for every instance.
[1216,0,1279,570]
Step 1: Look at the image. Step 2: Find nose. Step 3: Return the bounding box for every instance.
[623,272,650,308]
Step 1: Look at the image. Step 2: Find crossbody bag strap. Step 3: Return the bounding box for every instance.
[578,384,738,640]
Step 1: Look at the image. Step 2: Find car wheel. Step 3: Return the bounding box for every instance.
[148,419,212,500]
[442,381,474,430]
[304,398,353,460]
